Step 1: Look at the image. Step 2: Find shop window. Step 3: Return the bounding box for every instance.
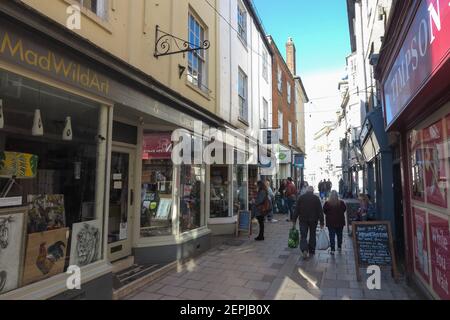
[140,132,173,237]
[409,130,425,201]
[180,164,203,233]
[237,2,247,45]
[0,69,105,294]
[210,166,229,218]
[233,159,248,216]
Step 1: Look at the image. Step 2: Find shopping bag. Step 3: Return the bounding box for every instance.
[288,228,299,248]
[316,228,330,250]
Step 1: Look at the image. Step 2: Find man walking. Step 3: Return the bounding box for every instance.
[326,179,332,200]
[265,179,277,223]
[292,186,325,259]
[286,177,298,222]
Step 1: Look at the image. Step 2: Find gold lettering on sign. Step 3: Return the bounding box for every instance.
[0,31,110,95]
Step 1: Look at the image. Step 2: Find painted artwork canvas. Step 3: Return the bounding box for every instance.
[69,220,101,267]
[22,228,69,286]
[0,207,26,294]
[27,194,66,233]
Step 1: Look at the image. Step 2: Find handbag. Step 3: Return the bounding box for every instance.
[316,228,330,250]
[257,192,271,216]
[288,228,299,248]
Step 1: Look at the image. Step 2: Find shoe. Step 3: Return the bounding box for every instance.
[338,247,342,253]
[255,237,264,241]
[309,251,315,256]
[270,219,278,223]
[302,251,309,259]
[330,250,335,255]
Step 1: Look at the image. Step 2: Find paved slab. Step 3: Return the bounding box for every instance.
[124,214,422,300]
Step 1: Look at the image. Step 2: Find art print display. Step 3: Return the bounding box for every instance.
[0,208,26,294]
[422,120,447,208]
[156,199,172,220]
[413,207,430,283]
[27,194,66,233]
[69,220,101,267]
[0,151,38,178]
[22,228,69,286]
[428,212,450,300]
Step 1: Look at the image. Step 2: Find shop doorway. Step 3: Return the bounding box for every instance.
[108,147,135,262]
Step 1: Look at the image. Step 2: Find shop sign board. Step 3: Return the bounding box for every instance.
[383,0,450,128]
[428,212,450,300]
[352,221,399,282]
[276,145,292,164]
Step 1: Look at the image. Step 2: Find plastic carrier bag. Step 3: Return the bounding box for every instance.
[316,228,330,250]
[288,228,299,248]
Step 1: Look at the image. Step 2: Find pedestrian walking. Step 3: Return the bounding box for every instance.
[252,181,272,241]
[357,193,370,221]
[278,179,287,214]
[318,180,324,200]
[323,190,347,255]
[265,179,277,223]
[286,177,298,222]
[326,179,332,200]
[292,186,325,259]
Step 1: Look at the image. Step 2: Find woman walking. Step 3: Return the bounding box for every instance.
[253,180,271,241]
[323,190,347,255]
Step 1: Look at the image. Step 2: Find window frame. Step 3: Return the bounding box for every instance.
[287,82,291,104]
[238,68,248,123]
[277,66,282,93]
[75,0,108,20]
[262,49,268,82]
[278,110,283,140]
[237,2,247,46]
[187,13,208,92]
[288,121,293,145]
[262,98,269,128]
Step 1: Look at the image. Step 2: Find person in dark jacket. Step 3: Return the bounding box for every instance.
[292,186,325,259]
[252,181,271,241]
[323,190,347,255]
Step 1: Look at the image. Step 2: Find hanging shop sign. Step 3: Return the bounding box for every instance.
[142,133,173,160]
[294,154,304,168]
[276,145,292,164]
[383,0,450,127]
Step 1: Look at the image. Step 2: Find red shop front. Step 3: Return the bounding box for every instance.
[376,0,450,299]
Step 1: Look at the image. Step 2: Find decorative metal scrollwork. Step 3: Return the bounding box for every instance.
[154,25,210,58]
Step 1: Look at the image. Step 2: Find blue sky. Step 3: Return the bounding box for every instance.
[253,0,351,75]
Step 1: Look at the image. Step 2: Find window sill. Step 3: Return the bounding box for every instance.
[185,80,211,101]
[64,0,113,34]
[237,35,248,51]
[238,117,249,126]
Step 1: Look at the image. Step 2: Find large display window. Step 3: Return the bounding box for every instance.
[180,164,203,232]
[0,69,107,295]
[140,132,173,237]
[210,166,229,218]
[233,164,248,215]
[407,102,450,300]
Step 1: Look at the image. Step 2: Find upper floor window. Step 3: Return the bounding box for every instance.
[262,49,268,82]
[75,0,108,20]
[288,121,293,145]
[287,82,291,104]
[277,66,282,92]
[238,68,248,122]
[188,13,207,91]
[262,98,269,128]
[237,4,247,45]
[278,110,283,139]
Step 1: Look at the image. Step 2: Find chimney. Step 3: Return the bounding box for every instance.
[286,37,296,76]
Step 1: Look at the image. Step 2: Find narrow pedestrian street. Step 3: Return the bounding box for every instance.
[125,214,420,300]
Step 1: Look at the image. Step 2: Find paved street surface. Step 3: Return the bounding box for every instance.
[125,214,421,300]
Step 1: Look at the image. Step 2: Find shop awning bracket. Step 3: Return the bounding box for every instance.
[154,25,210,58]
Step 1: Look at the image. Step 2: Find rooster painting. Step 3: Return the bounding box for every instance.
[35,241,66,275]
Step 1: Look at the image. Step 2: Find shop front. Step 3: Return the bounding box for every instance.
[376,0,450,300]
[0,11,220,299]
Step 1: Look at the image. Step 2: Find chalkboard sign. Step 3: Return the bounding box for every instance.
[352,221,398,281]
[236,210,252,237]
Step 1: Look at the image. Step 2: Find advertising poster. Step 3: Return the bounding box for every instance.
[409,130,425,201]
[423,120,447,208]
[142,133,173,160]
[412,207,430,283]
[428,212,450,300]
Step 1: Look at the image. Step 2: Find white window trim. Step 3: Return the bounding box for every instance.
[187,12,208,93]
[237,2,247,46]
[262,50,268,82]
[277,67,282,93]
[238,68,248,123]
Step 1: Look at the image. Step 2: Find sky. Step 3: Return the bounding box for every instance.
[253,0,351,182]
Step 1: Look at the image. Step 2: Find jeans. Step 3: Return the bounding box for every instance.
[256,216,264,238]
[300,221,318,254]
[267,200,275,221]
[328,227,344,251]
[287,198,295,221]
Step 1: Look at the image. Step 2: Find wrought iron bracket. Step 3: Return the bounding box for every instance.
[154,25,210,58]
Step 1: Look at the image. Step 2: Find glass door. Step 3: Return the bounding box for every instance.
[108,148,135,262]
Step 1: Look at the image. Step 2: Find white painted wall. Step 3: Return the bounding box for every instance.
[218,0,272,140]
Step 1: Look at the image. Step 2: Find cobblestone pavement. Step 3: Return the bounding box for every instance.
[124,214,422,300]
